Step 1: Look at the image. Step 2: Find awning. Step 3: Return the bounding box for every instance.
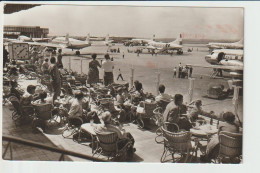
[4,4,40,14]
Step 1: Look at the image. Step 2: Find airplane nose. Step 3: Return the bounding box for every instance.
[205,55,212,63]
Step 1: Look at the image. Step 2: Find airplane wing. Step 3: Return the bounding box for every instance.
[187,64,243,71]
[27,42,66,49]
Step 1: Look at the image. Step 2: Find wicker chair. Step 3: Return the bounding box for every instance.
[32,103,54,131]
[216,131,242,163]
[136,102,157,128]
[153,100,170,127]
[160,125,193,163]
[9,96,35,126]
[94,132,133,161]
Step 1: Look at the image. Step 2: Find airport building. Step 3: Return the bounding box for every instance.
[4,25,49,38]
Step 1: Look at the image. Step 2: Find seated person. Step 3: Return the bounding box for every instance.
[94,112,135,152]
[8,67,19,81]
[20,85,37,106]
[163,94,191,131]
[9,80,23,100]
[41,59,48,71]
[20,85,38,116]
[33,91,53,105]
[131,81,145,105]
[68,91,84,118]
[188,100,214,122]
[155,84,173,107]
[115,89,126,108]
[201,112,240,162]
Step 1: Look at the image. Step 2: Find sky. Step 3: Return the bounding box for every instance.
[4,5,244,40]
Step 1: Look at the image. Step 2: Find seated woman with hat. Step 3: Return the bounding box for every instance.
[94,111,135,151]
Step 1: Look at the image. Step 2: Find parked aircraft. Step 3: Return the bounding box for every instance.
[88,34,114,46]
[207,39,243,52]
[187,48,243,87]
[136,34,183,55]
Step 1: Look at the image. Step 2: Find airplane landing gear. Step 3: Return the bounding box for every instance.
[76,51,80,55]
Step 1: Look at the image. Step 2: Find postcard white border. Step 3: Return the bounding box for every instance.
[1,1,260,173]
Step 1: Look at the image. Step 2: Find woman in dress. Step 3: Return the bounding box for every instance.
[87,54,101,85]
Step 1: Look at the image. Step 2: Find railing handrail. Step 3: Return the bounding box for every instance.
[2,135,107,162]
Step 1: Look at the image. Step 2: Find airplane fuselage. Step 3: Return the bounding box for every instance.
[149,41,182,50]
[207,42,243,50]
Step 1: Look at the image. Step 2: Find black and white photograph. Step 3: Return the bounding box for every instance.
[2,2,245,164]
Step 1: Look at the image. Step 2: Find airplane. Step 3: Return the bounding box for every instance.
[31,33,92,55]
[130,35,155,46]
[137,34,183,55]
[88,34,114,46]
[4,34,51,43]
[207,39,243,52]
[187,48,243,87]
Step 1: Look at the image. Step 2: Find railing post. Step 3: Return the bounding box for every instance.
[59,153,65,161]
[156,72,160,95]
[130,68,134,88]
[2,141,11,160]
[69,56,71,71]
[80,59,83,75]
[188,78,195,103]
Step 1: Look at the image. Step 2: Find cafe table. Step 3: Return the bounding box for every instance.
[190,123,218,157]
[80,122,98,153]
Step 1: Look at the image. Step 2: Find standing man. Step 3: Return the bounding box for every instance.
[189,66,193,78]
[57,49,63,68]
[49,57,61,103]
[117,68,124,81]
[122,52,125,59]
[178,62,182,78]
[173,67,177,78]
[102,54,114,86]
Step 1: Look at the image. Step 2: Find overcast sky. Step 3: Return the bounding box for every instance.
[4,5,244,40]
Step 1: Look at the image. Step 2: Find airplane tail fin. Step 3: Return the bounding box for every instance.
[170,34,182,45]
[65,33,70,45]
[105,34,109,42]
[236,39,243,45]
[85,33,90,43]
[152,34,155,41]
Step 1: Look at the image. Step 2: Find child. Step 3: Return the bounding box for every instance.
[117,68,124,81]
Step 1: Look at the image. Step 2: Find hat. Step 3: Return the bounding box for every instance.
[101,111,112,123]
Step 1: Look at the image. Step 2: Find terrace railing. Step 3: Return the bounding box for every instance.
[2,135,107,162]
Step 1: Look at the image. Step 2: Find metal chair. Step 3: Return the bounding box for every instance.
[62,116,83,138]
[160,125,194,163]
[216,131,242,163]
[93,132,133,161]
